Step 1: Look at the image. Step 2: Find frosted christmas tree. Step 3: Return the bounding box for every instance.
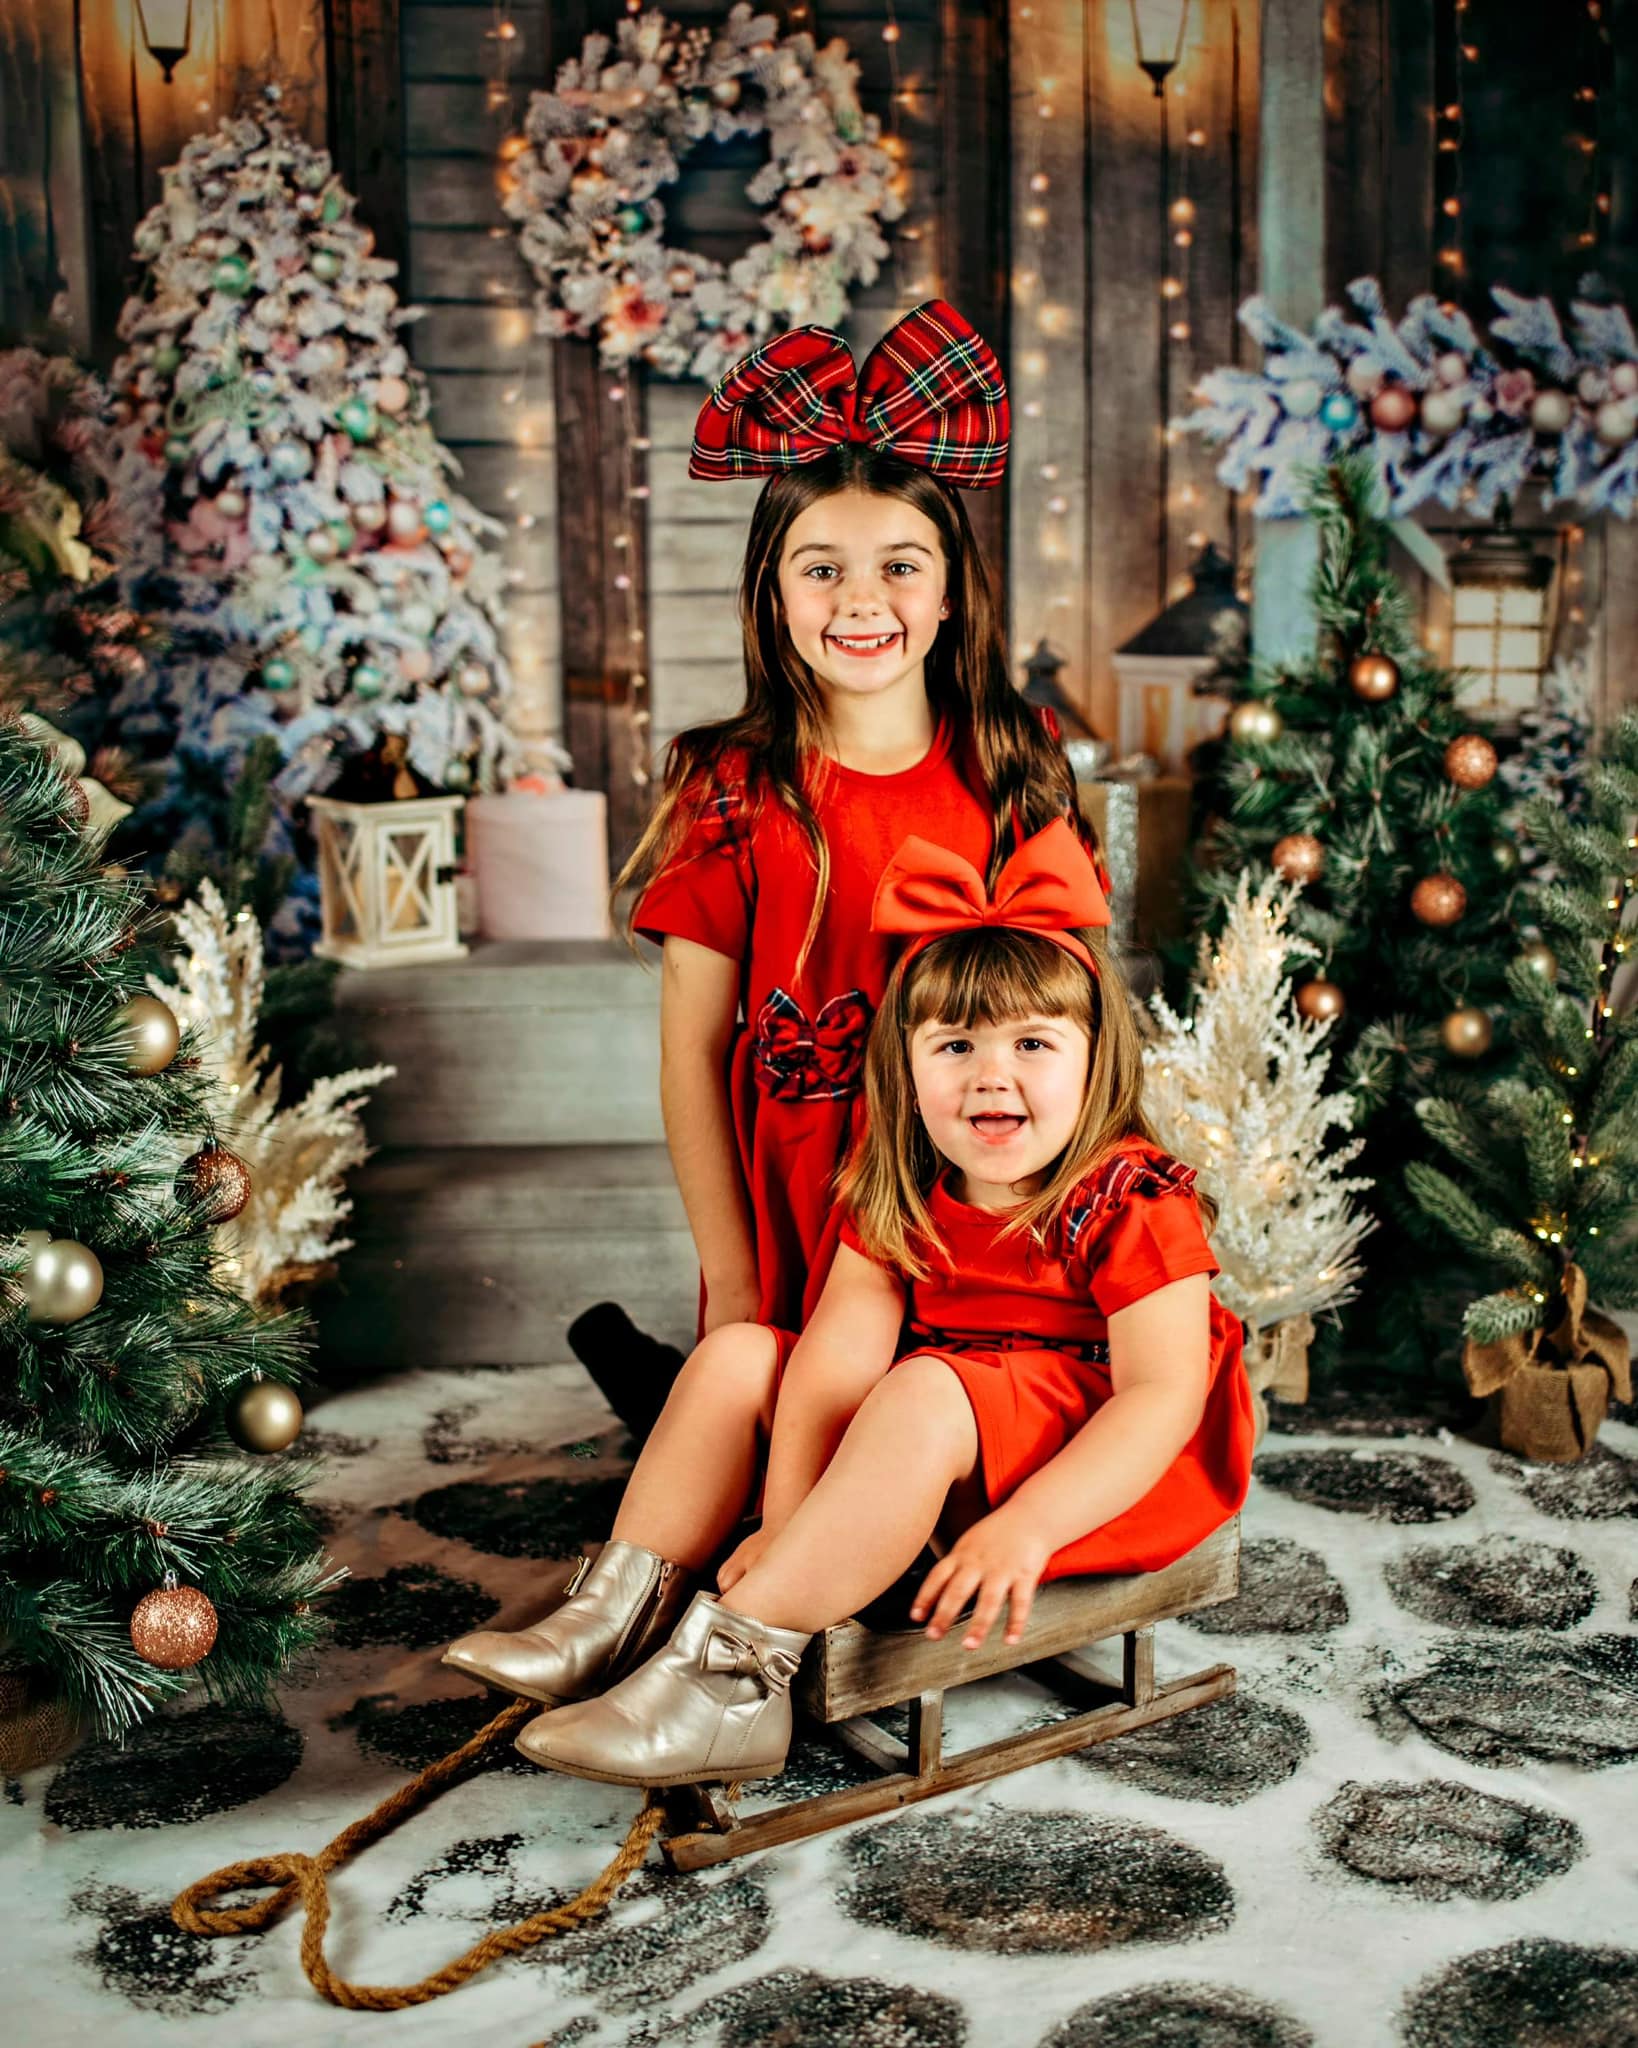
[108,89,516,918]
[1145,876,1375,1415]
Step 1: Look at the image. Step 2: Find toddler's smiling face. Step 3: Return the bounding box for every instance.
[909,1009,1092,1210]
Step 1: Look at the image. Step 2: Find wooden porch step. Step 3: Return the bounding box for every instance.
[314,1143,697,1375]
[333,939,662,1150]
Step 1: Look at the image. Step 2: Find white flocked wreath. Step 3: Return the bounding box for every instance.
[504,4,904,385]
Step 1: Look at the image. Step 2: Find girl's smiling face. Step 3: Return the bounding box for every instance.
[909,1009,1093,1209]
[776,488,949,707]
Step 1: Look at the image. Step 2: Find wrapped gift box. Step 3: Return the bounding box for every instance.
[1077,774,1193,951]
[468,788,611,941]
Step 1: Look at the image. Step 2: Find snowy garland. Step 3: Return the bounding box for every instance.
[504,4,902,384]
[1183,276,1638,520]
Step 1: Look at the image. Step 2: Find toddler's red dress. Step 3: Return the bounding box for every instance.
[634,720,992,1344]
[844,1138,1254,1577]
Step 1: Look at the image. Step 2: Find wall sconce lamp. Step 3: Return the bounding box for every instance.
[1128,0,1192,96]
[134,0,194,83]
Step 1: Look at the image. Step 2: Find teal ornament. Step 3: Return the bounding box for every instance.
[213,254,253,296]
[351,662,385,699]
[423,498,453,536]
[271,439,313,481]
[337,397,377,442]
[330,518,356,553]
[616,204,647,236]
[153,344,182,377]
[262,656,297,692]
[164,436,191,467]
[322,188,345,224]
[444,758,474,792]
[310,249,342,284]
[1319,391,1360,433]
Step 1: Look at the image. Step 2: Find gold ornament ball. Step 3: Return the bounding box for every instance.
[1349,652,1401,702]
[227,1379,305,1455]
[1229,700,1284,746]
[1272,833,1325,884]
[1491,836,1521,877]
[1412,872,1467,927]
[1518,939,1558,982]
[1444,732,1498,790]
[1441,1006,1493,1058]
[115,994,181,1075]
[129,1583,218,1670]
[176,1142,253,1224]
[24,1237,104,1324]
[1295,978,1346,1023]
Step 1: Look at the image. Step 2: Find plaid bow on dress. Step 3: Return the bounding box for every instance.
[689,299,1009,488]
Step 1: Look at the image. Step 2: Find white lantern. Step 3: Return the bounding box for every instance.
[1448,518,1554,722]
[308,794,467,969]
[1111,542,1244,773]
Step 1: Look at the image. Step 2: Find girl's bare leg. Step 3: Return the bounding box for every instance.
[720,1355,978,1632]
[609,1322,780,1568]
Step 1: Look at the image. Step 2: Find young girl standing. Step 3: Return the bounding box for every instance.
[448,823,1252,1788]
[584,301,1091,1369]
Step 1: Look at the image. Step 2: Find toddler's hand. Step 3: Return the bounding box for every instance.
[716,1524,774,1594]
[910,1512,1051,1651]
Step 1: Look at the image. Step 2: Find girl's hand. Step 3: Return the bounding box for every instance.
[716,1523,775,1594]
[909,1511,1052,1651]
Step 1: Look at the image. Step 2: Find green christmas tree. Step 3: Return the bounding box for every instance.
[1186,458,1518,1374]
[1406,710,1637,1458]
[0,720,336,1743]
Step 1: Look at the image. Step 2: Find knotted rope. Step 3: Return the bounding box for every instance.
[171,1697,664,2011]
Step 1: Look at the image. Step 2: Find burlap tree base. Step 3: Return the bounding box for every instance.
[0,1669,84,1776]
[1463,1265,1632,1465]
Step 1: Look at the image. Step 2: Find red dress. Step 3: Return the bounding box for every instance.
[634,720,992,1343]
[844,1140,1254,1579]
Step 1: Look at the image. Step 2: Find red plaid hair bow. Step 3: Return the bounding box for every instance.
[689,300,1008,488]
[872,819,1110,973]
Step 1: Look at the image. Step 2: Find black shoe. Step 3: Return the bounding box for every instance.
[852,1547,976,1635]
[566,1302,686,1443]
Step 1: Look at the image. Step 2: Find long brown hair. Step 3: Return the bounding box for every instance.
[616,446,1092,978]
[838,926,1203,1280]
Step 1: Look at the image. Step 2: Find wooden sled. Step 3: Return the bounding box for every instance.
[660,1517,1240,1871]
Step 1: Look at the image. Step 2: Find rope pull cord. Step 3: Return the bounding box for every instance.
[171,1698,663,2012]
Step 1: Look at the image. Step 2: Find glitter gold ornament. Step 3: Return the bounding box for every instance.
[1349,652,1400,702]
[1411,872,1467,927]
[1272,833,1325,884]
[1229,700,1283,745]
[1295,978,1346,1023]
[23,1236,104,1324]
[227,1379,304,1454]
[1441,1006,1493,1058]
[1517,940,1558,981]
[176,1140,253,1224]
[1444,733,1498,789]
[129,1578,218,1671]
[114,994,180,1074]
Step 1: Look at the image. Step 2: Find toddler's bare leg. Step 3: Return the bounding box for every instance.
[609,1322,781,1569]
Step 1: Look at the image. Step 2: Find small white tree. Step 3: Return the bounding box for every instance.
[1144,875,1375,1350]
[153,881,394,1303]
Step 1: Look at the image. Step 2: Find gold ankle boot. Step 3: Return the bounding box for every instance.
[514,1592,811,1788]
[441,1541,693,1706]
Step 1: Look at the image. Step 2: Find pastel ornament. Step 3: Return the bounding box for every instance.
[1369,386,1418,433]
[1345,357,1385,399]
[1281,378,1322,419]
[271,439,313,481]
[1612,361,1638,398]
[616,205,648,236]
[1434,351,1469,388]
[374,376,411,415]
[399,600,436,638]
[153,343,183,377]
[329,518,357,553]
[399,646,433,682]
[213,254,253,296]
[262,655,298,692]
[1530,389,1573,434]
[304,526,338,564]
[455,661,489,695]
[214,487,247,520]
[354,502,388,533]
[387,500,426,545]
[310,249,342,284]
[444,758,474,791]
[1596,400,1637,446]
[337,396,377,443]
[351,662,386,699]
[23,1235,104,1325]
[1421,387,1466,437]
[163,437,191,467]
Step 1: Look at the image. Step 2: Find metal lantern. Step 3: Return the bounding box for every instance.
[1111,541,1245,772]
[309,794,467,970]
[1128,0,1192,93]
[134,0,193,82]
[1448,517,1555,721]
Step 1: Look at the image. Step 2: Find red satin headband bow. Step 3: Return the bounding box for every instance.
[872,819,1111,973]
[689,299,1009,489]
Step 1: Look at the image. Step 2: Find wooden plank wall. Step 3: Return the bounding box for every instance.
[0,0,91,347]
[401,0,560,766]
[1009,0,1259,738]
